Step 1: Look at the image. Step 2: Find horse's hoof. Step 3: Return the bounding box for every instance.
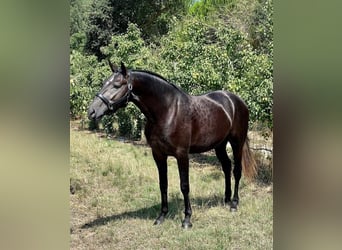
[181,220,193,229]
[229,200,238,212]
[153,219,162,225]
[229,206,238,212]
[153,216,165,225]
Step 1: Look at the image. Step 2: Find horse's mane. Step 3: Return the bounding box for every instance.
[131,69,184,94]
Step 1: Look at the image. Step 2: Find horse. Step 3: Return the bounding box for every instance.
[88,62,256,228]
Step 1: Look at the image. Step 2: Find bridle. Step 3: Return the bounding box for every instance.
[95,75,133,111]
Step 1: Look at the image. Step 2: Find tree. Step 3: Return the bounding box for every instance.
[250,0,273,57]
[70,0,85,35]
[84,0,192,59]
[70,0,91,51]
[84,0,114,59]
[71,0,274,135]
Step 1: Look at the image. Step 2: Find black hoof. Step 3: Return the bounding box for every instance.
[153,219,163,225]
[153,214,165,225]
[181,220,192,229]
[229,200,239,212]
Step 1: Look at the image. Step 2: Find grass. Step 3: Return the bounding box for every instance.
[70,122,273,249]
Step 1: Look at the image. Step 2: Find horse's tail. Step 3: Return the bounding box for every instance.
[241,138,257,181]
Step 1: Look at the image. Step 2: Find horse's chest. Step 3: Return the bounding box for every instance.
[144,123,189,155]
[146,133,175,155]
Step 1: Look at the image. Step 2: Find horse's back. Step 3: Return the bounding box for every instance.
[204,90,249,140]
[187,90,245,152]
[205,90,248,116]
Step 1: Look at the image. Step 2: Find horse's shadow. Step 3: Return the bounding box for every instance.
[81,195,223,229]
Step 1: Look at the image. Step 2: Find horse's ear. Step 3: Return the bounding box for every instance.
[120,61,127,76]
[108,59,117,72]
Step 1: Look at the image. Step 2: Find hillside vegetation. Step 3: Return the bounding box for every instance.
[70,1,273,247]
[70,122,273,249]
[70,0,273,138]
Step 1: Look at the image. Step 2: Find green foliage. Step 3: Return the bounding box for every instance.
[70,0,273,137]
[84,0,191,59]
[70,0,86,35]
[84,0,113,59]
[101,23,152,68]
[188,0,235,17]
[70,0,90,52]
[156,16,273,127]
[70,32,86,51]
[116,108,133,137]
[250,0,273,57]
[157,18,239,94]
[234,51,273,128]
[100,24,148,138]
[102,115,115,134]
[70,50,110,118]
[189,0,214,17]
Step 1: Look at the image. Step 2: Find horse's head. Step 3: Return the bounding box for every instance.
[88,61,132,121]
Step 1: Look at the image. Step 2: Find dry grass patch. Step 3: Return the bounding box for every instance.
[70,122,272,249]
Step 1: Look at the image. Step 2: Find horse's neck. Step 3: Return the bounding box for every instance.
[131,73,183,123]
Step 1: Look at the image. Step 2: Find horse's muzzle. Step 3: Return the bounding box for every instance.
[87,108,96,120]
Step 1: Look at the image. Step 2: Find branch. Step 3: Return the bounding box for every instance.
[250,147,273,153]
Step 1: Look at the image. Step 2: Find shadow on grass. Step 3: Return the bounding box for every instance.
[81,198,179,229]
[189,153,221,168]
[81,195,225,229]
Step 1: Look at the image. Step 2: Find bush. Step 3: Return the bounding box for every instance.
[156,17,273,127]
[70,50,111,132]
[100,23,148,138]
[70,51,99,118]
[70,2,273,137]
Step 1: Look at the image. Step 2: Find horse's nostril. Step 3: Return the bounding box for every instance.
[88,109,95,120]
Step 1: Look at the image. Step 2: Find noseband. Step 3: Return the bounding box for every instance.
[96,83,133,111]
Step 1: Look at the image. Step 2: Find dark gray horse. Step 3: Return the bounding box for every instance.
[88,62,256,228]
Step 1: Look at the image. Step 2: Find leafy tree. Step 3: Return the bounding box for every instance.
[84,0,192,59]
[101,23,152,68]
[101,23,152,138]
[70,51,110,118]
[250,0,273,57]
[70,0,273,136]
[188,0,235,17]
[70,0,91,51]
[70,0,86,35]
[70,32,86,51]
[84,0,114,59]
[156,15,272,128]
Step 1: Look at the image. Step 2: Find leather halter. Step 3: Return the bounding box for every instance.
[96,82,133,111]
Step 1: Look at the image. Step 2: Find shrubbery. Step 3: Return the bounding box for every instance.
[70,0,273,138]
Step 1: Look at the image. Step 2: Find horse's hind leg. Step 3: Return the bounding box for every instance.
[229,137,244,212]
[215,143,232,206]
[176,155,192,229]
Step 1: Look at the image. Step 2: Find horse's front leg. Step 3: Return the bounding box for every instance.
[177,156,192,229]
[152,151,168,225]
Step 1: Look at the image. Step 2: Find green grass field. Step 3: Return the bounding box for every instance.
[70,122,273,249]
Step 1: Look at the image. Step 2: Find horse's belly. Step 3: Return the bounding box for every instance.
[190,122,230,152]
[189,144,218,153]
[189,105,231,151]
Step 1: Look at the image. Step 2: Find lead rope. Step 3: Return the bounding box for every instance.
[126,83,132,104]
[126,72,134,104]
